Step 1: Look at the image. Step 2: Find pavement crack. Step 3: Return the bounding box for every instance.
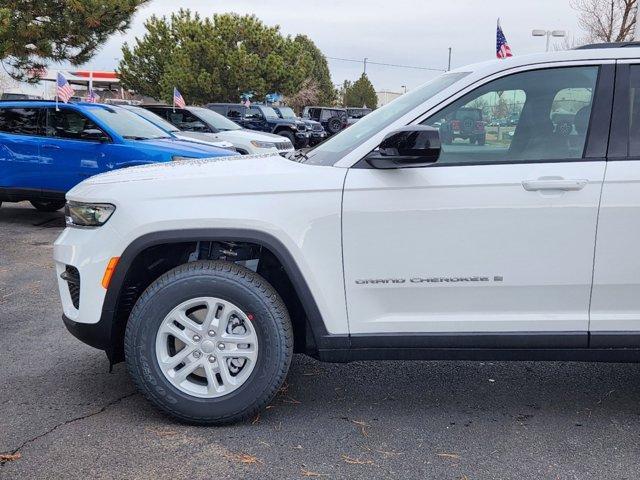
[0,391,137,466]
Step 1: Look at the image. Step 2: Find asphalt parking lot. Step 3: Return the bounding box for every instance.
[2,202,640,479]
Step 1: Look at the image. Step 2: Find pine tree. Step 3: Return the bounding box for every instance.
[343,73,377,109]
[0,0,149,80]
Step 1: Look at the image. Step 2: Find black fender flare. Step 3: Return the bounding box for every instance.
[99,228,347,359]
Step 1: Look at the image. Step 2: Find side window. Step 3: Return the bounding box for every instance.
[209,105,226,115]
[168,110,209,132]
[45,109,105,141]
[422,66,599,165]
[146,108,170,121]
[246,106,263,119]
[0,108,42,136]
[321,110,333,121]
[227,106,244,119]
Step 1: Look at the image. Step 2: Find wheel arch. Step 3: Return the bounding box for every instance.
[101,229,343,363]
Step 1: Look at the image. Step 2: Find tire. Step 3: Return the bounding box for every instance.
[30,200,65,212]
[125,260,293,425]
[326,117,343,135]
[277,129,296,145]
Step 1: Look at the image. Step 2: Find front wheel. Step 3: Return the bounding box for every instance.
[276,129,296,145]
[30,200,66,212]
[124,260,293,425]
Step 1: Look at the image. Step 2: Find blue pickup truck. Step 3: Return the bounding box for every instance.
[0,101,236,211]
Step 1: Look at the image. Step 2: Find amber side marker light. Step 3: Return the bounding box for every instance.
[102,257,120,289]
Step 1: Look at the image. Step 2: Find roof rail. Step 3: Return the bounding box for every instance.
[575,41,640,49]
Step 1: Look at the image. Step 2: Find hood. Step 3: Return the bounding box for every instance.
[135,137,234,157]
[67,153,346,201]
[173,132,234,149]
[222,129,292,143]
[266,117,304,128]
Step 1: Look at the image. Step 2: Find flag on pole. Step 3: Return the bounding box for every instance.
[56,73,74,103]
[173,87,186,109]
[496,19,513,59]
[85,87,100,103]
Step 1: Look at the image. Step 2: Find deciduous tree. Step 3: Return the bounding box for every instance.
[294,35,336,105]
[571,0,637,42]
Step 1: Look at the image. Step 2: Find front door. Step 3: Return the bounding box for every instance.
[342,64,611,343]
[41,107,110,192]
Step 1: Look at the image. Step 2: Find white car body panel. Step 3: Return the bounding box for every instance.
[182,129,294,155]
[54,154,349,333]
[343,162,605,334]
[591,161,640,332]
[53,47,640,352]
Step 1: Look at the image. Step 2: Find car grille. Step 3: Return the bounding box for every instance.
[312,124,323,132]
[275,141,292,151]
[62,265,81,309]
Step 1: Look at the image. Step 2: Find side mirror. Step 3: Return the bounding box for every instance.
[365,125,441,169]
[82,129,109,143]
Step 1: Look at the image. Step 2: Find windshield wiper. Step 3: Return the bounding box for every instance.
[123,135,150,140]
[290,149,311,163]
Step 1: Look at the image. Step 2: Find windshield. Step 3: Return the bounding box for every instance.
[277,107,296,119]
[303,72,470,166]
[259,106,280,119]
[125,106,180,133]
[189,107,242,131]
[89,106,172,140]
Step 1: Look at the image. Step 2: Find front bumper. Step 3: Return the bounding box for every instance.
[309,132,327,145]
[294,132,311,148]
[62,313,113,352]
[54,226,119,325]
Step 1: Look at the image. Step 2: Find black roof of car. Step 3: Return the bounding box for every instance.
[575,41,640,49]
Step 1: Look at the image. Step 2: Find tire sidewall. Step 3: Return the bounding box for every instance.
[127,268,288,421]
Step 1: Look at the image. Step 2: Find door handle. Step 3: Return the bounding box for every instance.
[41,144,61,150]
[522,178,588,192]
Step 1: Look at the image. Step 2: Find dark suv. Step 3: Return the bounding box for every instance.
[439,107,486,145]
[207,103,310,148]
[346,107,372,125]
[272,106,326,145]
[302,107,348,136]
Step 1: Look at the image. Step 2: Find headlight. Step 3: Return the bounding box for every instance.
[172,155,197,162]
[65,202,116,227]
[250,140,276,149]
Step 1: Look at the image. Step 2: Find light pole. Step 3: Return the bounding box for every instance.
[532,29,566,52]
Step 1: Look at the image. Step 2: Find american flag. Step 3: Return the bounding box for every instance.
[85,87,100,103]
[496,19,513,59]
[56,73,74,103]
[173,87,186,109]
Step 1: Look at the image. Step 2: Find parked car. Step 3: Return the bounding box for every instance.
[438,107,486,145]
[207,103,310,149]
[302,106,348,136]
[346,107,372,125]
[55,42,638,425]
[0,101,237,211]
[143,105,294,156]
[272,106,326,145]
[120,105,236,152]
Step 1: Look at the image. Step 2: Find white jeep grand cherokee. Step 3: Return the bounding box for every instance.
[55,43,640,424]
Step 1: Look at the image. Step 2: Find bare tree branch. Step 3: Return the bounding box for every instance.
[571,0,638,43]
